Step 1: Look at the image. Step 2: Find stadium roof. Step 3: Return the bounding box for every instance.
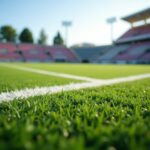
[122,8,150,23]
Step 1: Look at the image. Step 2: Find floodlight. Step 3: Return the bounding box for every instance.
[62,21,72,47]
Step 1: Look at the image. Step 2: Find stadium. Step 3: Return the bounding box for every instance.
[0,8,150,64]
[0,1,150,150]
[73,8,150,64]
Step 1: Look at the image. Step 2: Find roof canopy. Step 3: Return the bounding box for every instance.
[122,8,150,23]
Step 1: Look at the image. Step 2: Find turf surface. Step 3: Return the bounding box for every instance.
[16,63,150,79]
[0,63,150,150]
[0,78,150,150]
[0,65,78,93]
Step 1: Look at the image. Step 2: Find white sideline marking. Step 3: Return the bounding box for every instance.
[0,74,149,103]
[1,64,101,82]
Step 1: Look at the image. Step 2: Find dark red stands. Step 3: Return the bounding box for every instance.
[114,42,150,63]
[18,44,51,62]
[44,45,79,62]
[0,43,79,62]
[17,44,79,62]
[0,43,22,62]
[117,24,150,43]
[139,43,150,63]
[140,52,150,63]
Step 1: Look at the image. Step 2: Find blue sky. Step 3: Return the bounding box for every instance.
[0,0,149,46]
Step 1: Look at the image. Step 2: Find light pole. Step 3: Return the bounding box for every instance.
[106,17,116,43]
[62,21,72,47]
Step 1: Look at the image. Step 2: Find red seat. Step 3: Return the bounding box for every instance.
[0,43,22,61]
[18,44,51,62]
[117,24,150,41]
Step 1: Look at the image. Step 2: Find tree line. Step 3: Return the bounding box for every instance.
[0,25,64,45]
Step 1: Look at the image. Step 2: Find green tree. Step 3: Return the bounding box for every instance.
[53,32,64,45]
[38,29,47,45]
[0,25,16,42]
[19,28,34,43]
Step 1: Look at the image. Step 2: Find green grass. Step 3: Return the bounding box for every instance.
[0,79,150,150]
[0,63,150,150]
[16,63,150,79]
[0,65,78,93]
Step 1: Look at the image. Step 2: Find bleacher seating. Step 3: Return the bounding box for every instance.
[0,43,79,62]
[45,46,79,62]
[97,44,130,63]
[0,43,22,62]
[18,44,51,62]
[117,24,150,43]
[72,46,110,63]
[139,52,150,64]
[114,42,150,63]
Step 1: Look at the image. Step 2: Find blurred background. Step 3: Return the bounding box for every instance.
[0,0,150,64]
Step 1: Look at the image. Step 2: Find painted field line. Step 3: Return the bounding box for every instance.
[1,64,102,82]
[0,73,149,103]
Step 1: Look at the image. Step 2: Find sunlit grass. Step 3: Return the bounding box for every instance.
[0,63,150,150]
[0,78,150,150]
[0,65,78,93]
[17,63,150,79]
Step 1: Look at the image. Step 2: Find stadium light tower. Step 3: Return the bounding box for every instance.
[62,21,72,47]
[107,17,116,43]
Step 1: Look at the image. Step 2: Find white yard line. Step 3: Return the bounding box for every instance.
[1,64,101,82]
[0,74,149,103]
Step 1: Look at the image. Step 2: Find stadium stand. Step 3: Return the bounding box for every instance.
[114,42,150,63]
[0,43,79,62]
[97,44,130,63]
[72,46,110,63]
[44,45,79,62]
[139,50,150,64]
[72,8,150,64]
[114,8,150,64]
[17,44,50,62]
[0,43,22,62]
[0,8,150,64]
[117,24,150,43]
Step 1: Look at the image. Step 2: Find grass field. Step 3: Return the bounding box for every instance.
[17,63,150,79]
[0,63,150,150]
[0,65,80,93]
